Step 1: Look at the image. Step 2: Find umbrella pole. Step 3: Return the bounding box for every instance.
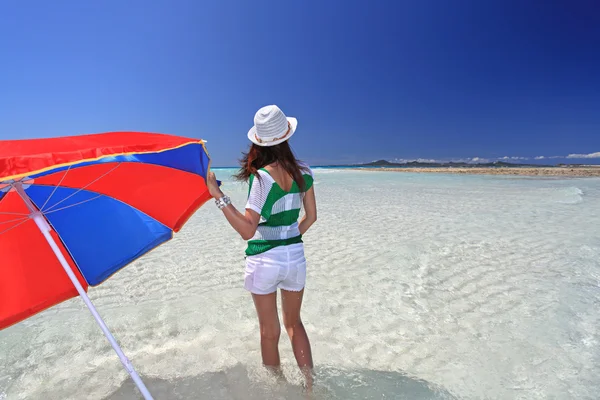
[14,184,154,400]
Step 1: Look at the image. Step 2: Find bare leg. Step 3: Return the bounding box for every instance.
[251,292,283,376]
[281,289,314,391]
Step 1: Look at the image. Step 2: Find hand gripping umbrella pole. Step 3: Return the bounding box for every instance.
[13,181,154,400]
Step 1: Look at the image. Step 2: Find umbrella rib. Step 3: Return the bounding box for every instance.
[43,195,103,215]
[43,163,121,213]
[0,188,28,216]
[0,211,29,216]
[40,165,71,211]
[0,218,29,236]
[0,216,29,225]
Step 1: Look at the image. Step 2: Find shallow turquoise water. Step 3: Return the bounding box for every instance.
[2,170,599,399]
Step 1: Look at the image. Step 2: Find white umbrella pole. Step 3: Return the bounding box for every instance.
[14,183,154,400]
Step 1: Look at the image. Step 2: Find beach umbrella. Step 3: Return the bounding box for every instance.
[0,132,217,400]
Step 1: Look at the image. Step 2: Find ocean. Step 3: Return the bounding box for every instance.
[1,169,599,399]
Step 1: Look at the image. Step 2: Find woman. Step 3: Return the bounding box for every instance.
[206,105,317,388]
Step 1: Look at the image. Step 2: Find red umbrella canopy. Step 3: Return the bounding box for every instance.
[0,131,214,329]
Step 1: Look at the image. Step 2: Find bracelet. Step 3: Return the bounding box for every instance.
[215,194,231,210]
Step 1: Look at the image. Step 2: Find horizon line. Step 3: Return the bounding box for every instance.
[211,160,600,169]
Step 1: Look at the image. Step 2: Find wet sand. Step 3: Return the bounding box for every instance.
[356,167,600,177]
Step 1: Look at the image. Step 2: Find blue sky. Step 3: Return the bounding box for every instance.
[0,0,599,166]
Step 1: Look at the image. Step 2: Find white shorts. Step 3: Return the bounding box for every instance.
[244,243,307,295]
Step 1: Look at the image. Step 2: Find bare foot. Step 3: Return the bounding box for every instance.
[265,365,287,383]
[301,366,313,396]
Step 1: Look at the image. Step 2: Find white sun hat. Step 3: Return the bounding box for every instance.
[247,105,298,147]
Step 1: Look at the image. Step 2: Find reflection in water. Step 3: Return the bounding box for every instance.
[105,364,456,399]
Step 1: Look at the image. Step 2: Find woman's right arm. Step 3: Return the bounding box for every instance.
[220,204,261,241]
[206,171,261,240]
[299,186,317,235]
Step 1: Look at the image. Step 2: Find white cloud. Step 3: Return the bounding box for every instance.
[382,153,600,164]
[566,152,600,159]
[468,157,491,163]
[391,158,441,163]
[413,158,439,163]
[500,156,529,160]
[392,157,515,164]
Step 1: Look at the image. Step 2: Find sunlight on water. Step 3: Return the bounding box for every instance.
[2,170,599,399]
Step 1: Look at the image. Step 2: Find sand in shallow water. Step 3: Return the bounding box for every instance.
[1,169,600,399]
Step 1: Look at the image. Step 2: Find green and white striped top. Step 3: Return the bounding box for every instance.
[245,165,314,256]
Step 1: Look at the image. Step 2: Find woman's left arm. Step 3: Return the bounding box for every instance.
[207,171,261,240]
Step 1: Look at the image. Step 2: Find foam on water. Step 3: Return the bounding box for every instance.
[1,171,600,399]
[556,186,584,204]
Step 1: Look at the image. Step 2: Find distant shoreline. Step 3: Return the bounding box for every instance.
[210,165,600,177]
[353,166,600,177]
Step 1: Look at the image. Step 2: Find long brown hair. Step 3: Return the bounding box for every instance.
[234,141,307,192]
